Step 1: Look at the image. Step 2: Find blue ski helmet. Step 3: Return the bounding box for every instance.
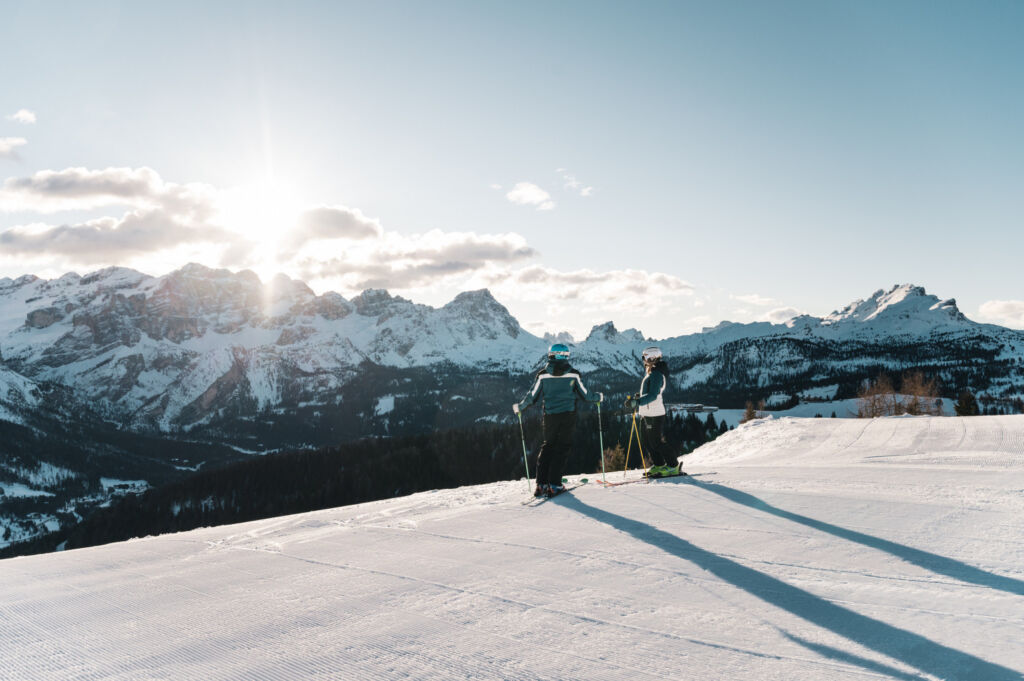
[548,343,570,361]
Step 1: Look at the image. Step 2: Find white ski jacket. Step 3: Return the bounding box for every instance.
[637,368,667,417]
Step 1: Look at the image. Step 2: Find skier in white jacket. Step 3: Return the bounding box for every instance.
[625,346,679,476]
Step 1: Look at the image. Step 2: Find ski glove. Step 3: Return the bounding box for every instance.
[624,395,639,410]
[512,403,520,414]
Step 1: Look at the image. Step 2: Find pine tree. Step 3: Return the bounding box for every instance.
[954,390,980,416]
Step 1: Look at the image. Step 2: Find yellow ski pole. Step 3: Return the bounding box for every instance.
[632,411,648,479]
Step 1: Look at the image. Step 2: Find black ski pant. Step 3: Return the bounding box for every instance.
[536,411,576,486]
[641,415,672,467]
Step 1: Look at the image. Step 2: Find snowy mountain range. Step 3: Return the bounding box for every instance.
[2,264,1023,548]
[2,265,1020,437]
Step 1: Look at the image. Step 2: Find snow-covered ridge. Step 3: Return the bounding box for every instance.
[1,268,1022,434]
[2,415,1021,680]
[0,264,549,428]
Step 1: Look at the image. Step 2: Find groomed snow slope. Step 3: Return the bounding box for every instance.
[2,416,1023,681]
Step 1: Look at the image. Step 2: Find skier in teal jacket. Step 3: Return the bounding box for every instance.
[514,343,602,496]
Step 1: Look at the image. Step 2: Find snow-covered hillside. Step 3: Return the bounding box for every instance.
[3,415,1021,680]
[0,363,39,425]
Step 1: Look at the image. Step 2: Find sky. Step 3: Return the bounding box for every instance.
[1,0,1022,340]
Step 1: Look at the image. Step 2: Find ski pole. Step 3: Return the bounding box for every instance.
[598,401,607,484]
[517,410,532,493]
[624,410,646,479]
[635,414,648,478]
[623,410,634,478]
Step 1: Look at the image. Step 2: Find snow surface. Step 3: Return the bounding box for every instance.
[0,482,54,498]
[374,394,396,415]
[711,398,958,428]
[1,415,1023,680]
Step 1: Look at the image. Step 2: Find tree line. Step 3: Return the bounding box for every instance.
[2,407,730,558]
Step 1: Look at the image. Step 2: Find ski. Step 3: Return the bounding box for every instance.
[597,467,687,487]
[521,479,587,505]
[595,477,649,487]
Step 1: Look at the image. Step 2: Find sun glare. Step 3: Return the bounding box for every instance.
[218,183,303,280]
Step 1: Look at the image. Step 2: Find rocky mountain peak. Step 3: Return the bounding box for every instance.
[448,288,497,306]
[445,289,512,318]
[176,262,226,279]
[822,284,968,328]
[586,321,619,342]
[441,289,521,339]
[267,273,315,302]
[543,331,575,346]
[585,321,646,344]
[79,266,148,289]
[352,289,413,318]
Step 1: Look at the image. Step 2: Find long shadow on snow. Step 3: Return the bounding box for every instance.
[778,630,927,681]
[560,495,1019,681]
[679,478,1024,597]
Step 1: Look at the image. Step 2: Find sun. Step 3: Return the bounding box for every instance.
[217,182,304,279]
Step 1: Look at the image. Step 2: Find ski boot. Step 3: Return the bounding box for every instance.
[534,483,550,497]
[546,484,566,497]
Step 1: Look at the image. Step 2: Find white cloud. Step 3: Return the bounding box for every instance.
[506,182,555,211]
[978,300,1024,328]
[489,183,502,190]
[299,230,537,291]
[0,165,547,289]
[0,167,230,264]
[488,265,694,323]
[0,166,173,212]
[732,293,777,306]
[763,307,803,324]
[6,109,36,125]
[0,210,233,264]
[294,205,382,241]
[0,137,27,159]
[685,315,717,330]
[558,169,594,197]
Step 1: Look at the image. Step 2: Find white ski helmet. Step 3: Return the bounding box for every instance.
[641,346,663,365]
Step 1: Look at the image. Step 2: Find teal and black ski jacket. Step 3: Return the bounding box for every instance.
[519,360,600,415]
